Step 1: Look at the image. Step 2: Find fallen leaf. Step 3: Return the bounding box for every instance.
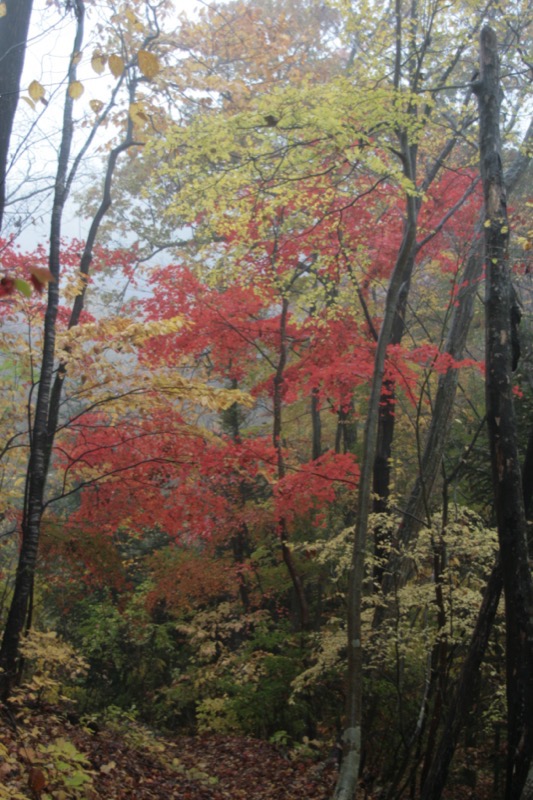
[28,765,46,796]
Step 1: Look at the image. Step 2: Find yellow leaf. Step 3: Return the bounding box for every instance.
[129,102,148,124]
[138,50,160,79]
[91,51,106,75]
[484,219,491,228]
[90,99,104,114]
[0,3,6,17]
[109,54,124,78]
[28,80,45,102]
[71,50,83,66]
[68,80,84,99]
[21,96,35,111]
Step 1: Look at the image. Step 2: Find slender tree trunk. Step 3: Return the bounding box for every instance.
[223,385,253,611]
[333,137,418,797]
[473,26,533,799]
[335,402,357,455]
[0,0,34,232]
[273,296,309,629]
[44,100,137,478]
[311,387,322,461]
[372,269,413,514]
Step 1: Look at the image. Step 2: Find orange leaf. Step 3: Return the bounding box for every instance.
[29,266,55,293]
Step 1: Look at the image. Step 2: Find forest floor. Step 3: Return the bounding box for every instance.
[0,700,338,800]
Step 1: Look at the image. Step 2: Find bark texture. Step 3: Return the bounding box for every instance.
[0,0,34,231]
[474,26,533,799]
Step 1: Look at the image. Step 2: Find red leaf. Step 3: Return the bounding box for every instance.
[0,276,16,296]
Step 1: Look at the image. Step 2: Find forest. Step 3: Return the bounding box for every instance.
[0,0,532,798]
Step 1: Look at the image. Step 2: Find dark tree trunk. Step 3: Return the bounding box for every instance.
[372,272,412,515]
[311,387,322,461]
[0,0,34,232]
[473,26,533,799]
[521,422,533,518]
[273,297,309,629]
[223,384,253,611]
[335,402,357,455]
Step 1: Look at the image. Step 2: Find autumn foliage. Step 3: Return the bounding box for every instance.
[0,0,532,797]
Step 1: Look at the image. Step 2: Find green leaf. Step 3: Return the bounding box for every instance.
[64,771,90,787]
[13,278,31,297]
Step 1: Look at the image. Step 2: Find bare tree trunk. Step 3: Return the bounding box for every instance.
[0,0,34,232]
[473,26,533,799]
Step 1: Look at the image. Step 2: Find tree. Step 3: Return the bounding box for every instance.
[474,27,533,798]
[0,0,34,231]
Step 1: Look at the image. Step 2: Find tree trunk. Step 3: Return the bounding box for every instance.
[333,135,418,798]
[0,0,34,232]
[473,26,533,799]
[335,402,357,455]
[311,388,322,461]
[273,296,309,629]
